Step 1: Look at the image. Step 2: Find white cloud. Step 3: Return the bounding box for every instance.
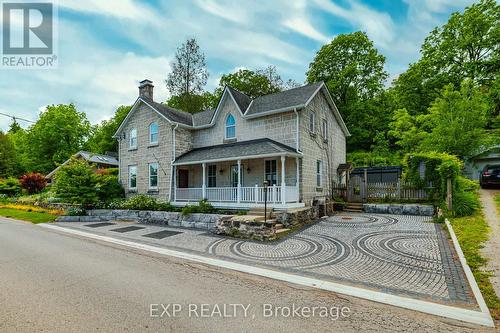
[194,0,248,24]
[312,0,395,48]
[283,17,329,43]
[59,0,158,21]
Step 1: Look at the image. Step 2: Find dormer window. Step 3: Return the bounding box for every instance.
[149,122,158,144]
[225,114,236,139]
[129,128,137,149]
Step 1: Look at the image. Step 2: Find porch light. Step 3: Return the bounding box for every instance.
[247,167,251,174]
[219,169,224,174]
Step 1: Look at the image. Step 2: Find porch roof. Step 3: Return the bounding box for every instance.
[173,138,300,166]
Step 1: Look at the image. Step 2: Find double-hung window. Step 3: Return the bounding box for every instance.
[322,119,328,141]
[316,160,323,187]
[265,160,277,186]
[208,165,217,187]
[129,128,137,149]
[128,165,137,189]
[149,163,158,189]
[309,112,316,133]
[149,122,158,144]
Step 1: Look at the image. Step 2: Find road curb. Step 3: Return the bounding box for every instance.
[41,223,494,327]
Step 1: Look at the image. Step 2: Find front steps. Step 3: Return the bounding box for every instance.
[344,202,364,212]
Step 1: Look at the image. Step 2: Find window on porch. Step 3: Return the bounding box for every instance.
[208,165,216,187]
[265,160,277,185]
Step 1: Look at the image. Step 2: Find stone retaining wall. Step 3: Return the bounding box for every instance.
[363,204,434,216]
[86,209,229,230]
[214,207,318,241]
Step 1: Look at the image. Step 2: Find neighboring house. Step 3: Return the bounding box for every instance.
[113,79,349,209]
[46,151,119,182]
[464,145,500,180]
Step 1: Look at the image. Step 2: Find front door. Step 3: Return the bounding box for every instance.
[230,165,243,187]
[178,169,189,188]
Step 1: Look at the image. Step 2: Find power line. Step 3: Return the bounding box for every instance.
[0,112,36,124]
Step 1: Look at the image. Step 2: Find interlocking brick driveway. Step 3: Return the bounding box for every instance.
[54,213,476,308]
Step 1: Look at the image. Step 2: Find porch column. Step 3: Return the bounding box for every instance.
[281,155,286,205]
[296,157,300,201]
[237,159,241,203]
[202,163,206,200]
[173,165,177,202]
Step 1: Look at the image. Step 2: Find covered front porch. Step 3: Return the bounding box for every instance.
[171,139,304,209]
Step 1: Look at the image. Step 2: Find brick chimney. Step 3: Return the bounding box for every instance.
[139,79,154,100]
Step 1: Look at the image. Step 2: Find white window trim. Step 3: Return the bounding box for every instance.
[309,112,316,133]
[128,165,137,189]
[148,163,159,189]
[225,113,236,139]
[322,118,328,140]
[264,159,278,186]
[129,128,137,149]
[149,122,158,145]
[207,164,217,188]
[316,160,323,187]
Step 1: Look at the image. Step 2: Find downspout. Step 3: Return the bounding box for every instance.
[169,124,179,202]
[294,107,300,153]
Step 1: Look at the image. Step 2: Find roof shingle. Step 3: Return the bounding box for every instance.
[174,138,299,165]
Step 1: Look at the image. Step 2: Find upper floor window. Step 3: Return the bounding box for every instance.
[149,122,158,144]
[129,128,137,149]
[225,114,236,139]
[309,112,315,133]
[322,118,328,141]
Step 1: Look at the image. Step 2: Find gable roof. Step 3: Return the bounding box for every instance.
[173,138,299,165]
[45,151,118,179]
[226,86,252,111]
[114,81,349,137]
[245,82,322,116]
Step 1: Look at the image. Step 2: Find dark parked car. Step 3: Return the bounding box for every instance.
[480,165,500,188]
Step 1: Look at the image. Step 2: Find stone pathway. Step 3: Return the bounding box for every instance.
[479,189,500,298]
[54,213,476,308]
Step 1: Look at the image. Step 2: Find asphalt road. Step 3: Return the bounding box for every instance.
[0,217,492,332]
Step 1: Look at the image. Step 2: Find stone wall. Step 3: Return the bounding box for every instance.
[86,209,229,230]
[299,91,346,205]
[363,204,434,216]
[117,102,173,201]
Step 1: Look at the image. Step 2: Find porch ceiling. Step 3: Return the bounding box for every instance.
[173,138,300,166]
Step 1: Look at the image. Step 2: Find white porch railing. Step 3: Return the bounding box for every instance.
[175,185,299,204]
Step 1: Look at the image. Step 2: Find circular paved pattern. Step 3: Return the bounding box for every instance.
[225,235,350,269]
[204,213,473,304]
[325,214,398,227]
[354,231,442,273]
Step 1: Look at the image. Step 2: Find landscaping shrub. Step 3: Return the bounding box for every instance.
[53,159,98,206]
[95,168,119,176]
[181,200,216,215]
[19,172,47,194]
[65,207,87,216]
[121,195,159,210]
[0,177,21,196]
[403,152,462,210]
[95,174,124,202]
[453,190,480,217]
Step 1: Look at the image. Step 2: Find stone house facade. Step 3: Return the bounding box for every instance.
[114,79,349,209]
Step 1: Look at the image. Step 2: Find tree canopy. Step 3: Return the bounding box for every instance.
[25,104,91,174]
[165,38,209,113]
[85,105,131,154]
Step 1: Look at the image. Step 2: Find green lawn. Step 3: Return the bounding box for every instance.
[0,208,58,224]
[449,212,500,318]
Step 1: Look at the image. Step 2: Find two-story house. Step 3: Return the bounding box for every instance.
[114,79,349,209]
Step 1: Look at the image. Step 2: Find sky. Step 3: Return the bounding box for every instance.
[0,0,476,131]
